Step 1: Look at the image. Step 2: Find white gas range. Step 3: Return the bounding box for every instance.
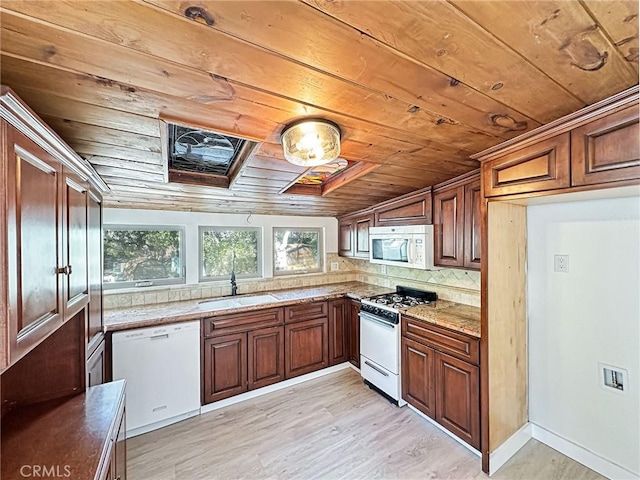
[359,286,437,405]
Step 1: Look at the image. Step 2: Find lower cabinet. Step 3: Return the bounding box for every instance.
[401,316,480,449]
[248,326,285,390]
[110,408,127,480]
[285,317,329,378]
[328,299,348,365]
[347,299,361,368]
[203,333,248,404]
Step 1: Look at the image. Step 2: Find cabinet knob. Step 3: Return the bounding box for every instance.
[56,265,70,275]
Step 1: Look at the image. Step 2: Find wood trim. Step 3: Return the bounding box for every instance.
[433,168,480,192]
[321,162,381,196]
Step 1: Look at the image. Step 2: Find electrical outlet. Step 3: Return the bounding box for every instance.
[330,262,339,271]
[554,254,569,273]
[380,265,387,275]
[599,363,627,393]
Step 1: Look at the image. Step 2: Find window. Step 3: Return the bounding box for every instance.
[274,228,323,275]
[103,225,185,289]
[199,227,262,281]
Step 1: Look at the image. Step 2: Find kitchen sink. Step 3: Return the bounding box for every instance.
[197,294,278,312]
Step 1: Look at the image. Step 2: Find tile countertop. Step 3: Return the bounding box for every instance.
[103,282,391,332]
[403,301,481,338]
[103,282,481,338]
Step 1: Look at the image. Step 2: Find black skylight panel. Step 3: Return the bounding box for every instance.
[168,124,247,176]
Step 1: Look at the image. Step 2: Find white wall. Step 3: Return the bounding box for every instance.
[527,196,640,475]
[104,208,338,285]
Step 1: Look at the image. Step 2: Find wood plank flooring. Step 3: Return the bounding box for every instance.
[127,369,604,480]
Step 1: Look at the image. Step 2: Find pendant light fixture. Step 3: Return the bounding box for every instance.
[280,119,341,167]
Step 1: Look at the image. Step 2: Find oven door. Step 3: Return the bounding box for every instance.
[359,310,399,375]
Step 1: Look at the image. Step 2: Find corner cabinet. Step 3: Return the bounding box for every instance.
[337,211,373,259]
[433,171,481,270]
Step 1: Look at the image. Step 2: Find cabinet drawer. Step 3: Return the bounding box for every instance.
[402,317,479,366]
[571,103,640,186]
[284,301,328,324]
[203,307,283,337]
[482,133,570,197]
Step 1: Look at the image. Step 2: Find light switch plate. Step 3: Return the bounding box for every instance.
[330,262,339,271]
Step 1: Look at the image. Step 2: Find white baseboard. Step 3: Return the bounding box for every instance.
[406,404,481,457]
[200,362,352,414]
[489,422,532,475]
[531,424,639,480]
[126,409,200,439]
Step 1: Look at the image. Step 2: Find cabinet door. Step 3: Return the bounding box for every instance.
[374,190,432,226]
[5,126,64,365]
[348,299,360,367]
[338,219,354,257]
[435,352,480,449]
[64,173,89,319]
[87,339,105,387]
[285,317,329,378]
[482,133,570,197]
[571,103,640,186]
[463,178,482,270]
[248,326,284,390]
[87,191,104,353]
[433,186,464,268]
[328,299,348,365]
[401,337,436,419]
[203,333,247,404]
[113,407,127,480]
[354,214,373,258]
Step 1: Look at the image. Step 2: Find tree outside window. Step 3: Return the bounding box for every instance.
[103,226,185,288]
[200,227,262,281]
[274,228,323,275]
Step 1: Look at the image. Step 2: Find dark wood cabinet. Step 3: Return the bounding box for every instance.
[435,351,480,449]
[338,219,354,256]
[203,333,247,404]
[328,299,348,365]
[433,185,465,268]
[248,326,285,390]
[347,299,360,367]
[374,188,432,226]
[285,317,329,378]
[402,337,436,419]
[402,315,480,449]
[463,178,482,269]
[3,124,64,368]
[337,211,373,258]
[64,174,89,319]
[433,171,481,270]
[87,339,106,387]
[571,102,640,186]
[87,190,104,355]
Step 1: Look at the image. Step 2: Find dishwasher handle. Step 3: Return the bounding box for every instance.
[150,333,169,341]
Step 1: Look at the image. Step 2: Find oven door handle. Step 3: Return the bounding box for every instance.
[359,311,396,329]
[364,360,390,377]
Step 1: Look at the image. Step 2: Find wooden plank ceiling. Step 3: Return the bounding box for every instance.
[1,0,637,216]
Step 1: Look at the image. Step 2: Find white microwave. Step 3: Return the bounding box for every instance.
[369,225,434,270]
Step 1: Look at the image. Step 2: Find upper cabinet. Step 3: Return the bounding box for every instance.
[0,86,108,372]
[374,188,432,227]
[433,171,481,270]
[478,87,639,198]
[338,210,373,259]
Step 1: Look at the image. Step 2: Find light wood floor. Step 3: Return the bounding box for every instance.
[127,368,604,480]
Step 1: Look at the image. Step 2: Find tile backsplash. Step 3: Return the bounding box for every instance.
[104,253,480,309]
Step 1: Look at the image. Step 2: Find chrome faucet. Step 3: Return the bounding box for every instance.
[230,250,237,296]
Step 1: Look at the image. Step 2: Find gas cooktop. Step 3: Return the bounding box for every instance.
[361,286,437,312]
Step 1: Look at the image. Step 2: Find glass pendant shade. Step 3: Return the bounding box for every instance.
[281,119,341,167]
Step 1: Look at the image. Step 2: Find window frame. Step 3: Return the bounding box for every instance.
[103,224,186,290]
[198,226,263,282]
[273,227,324,276]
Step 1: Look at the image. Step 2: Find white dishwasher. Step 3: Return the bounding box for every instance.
[112,321,200,438]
